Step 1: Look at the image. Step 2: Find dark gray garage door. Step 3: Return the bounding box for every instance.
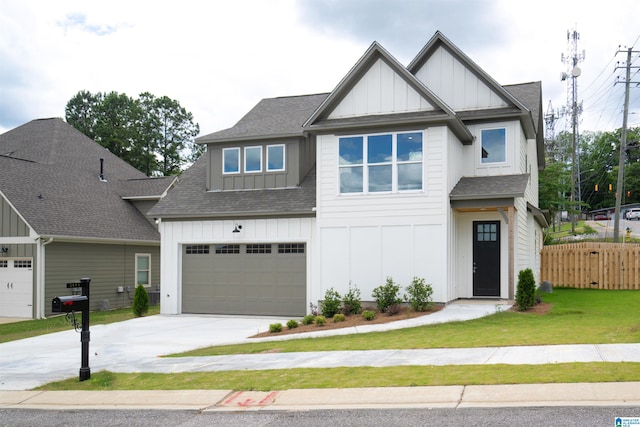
[181,243,306,316]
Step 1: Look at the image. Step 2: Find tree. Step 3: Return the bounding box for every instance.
[139,93,200,176]
[65,90,102,141]
[65,90,201,176]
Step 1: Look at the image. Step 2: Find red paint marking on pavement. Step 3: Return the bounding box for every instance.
[237,398,256,407]
[223,391,243,405]
[258,391,279,406]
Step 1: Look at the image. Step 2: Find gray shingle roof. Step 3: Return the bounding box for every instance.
[118,176,177,199]
[148,155,316,218]
[197,94,329,143]
[0,118,168,241]
[450,174,530,200]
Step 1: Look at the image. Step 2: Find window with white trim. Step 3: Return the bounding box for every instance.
[481,128,506,163]
[244,146,262,173]
[223,147,240,174]
[135,254,151,287]
[339,132,423,194]
[266,144,285,171]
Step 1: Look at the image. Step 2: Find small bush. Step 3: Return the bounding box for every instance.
[269,323,283,333]
[516,268,536,311]
[314,315,327,326]
[133,284,149,317]
[362,310,376,321]
[302,314,315,325]
[386,303,402,316]
[286,319,299,329]
[342,282,362,315]
[404,277,434,312]
[320,287,342,318]
[309,302,319,316]
[333,313,346,323]
[372,277,402,313]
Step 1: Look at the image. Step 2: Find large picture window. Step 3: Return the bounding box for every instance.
[481,128,506,163]
[339,132,423,194]
[222,148,240,174]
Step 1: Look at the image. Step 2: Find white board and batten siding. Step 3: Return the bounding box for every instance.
[329,58,436,119]
[159,218,315,315]
[316,127,451,303]
[413,46,509,111]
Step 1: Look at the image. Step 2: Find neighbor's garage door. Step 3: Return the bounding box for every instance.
[181,243,306,316]
[0,258,33,318]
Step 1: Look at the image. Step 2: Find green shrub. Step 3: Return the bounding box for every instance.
[516,268,536,311]
[320,287,342,318]
[362,310,376,321]
[302,314,315,325]
[286,319,299,329]
[269,323,283,333]
[314,315,327,326]
[133,284,149,317]
[372,277,402,313]
[404,277,434,312]
[333,313,346,323]
[342,282,362,315]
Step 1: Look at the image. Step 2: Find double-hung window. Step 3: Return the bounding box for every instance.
[135,254,151,287]
[339,131,423,194]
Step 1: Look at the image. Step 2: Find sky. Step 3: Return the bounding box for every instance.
[1,0,639,139]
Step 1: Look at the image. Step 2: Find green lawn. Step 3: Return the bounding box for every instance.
[33,288,640,391]
[172,288,640,356]
[0,306,159,344]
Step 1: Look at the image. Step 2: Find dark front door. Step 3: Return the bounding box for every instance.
[473,221,501,297]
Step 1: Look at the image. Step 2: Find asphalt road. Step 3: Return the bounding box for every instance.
[2,407,640,426]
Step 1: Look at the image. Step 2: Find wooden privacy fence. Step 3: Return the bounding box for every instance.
[540,242,640,290]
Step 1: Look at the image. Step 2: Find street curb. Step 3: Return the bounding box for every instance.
[2,382,640,411]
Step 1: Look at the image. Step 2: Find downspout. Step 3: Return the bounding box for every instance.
[36,237,53,319]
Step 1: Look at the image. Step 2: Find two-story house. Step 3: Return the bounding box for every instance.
[149,31,546,317]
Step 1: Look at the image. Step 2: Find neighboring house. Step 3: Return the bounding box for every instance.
[150,31,547,317]
[0,118,176,319]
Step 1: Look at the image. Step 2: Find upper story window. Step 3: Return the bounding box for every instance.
[267,144,285,171]
[223,144,286,175]
[339,132,423,194]
[245,146,262,173]
[481,128,506,163]
[223,147,240,174]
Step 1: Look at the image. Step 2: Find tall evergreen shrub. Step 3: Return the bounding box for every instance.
[133,284,150,317]
[516,268,536,311]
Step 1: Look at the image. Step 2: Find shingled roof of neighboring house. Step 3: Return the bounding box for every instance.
[0,118,170,242]
[148,155,316,218]
[449,174,530,200]
[196,93,329,143]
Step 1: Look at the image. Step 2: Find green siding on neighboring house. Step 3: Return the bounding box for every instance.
[44,242,160,316]
[0,196,29,237]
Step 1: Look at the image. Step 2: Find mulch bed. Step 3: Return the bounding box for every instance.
[250,305,444,338]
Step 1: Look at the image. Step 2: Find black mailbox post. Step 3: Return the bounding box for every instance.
[52,277,91,381]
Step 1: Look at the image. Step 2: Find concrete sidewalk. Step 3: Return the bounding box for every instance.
[2,382,640,411]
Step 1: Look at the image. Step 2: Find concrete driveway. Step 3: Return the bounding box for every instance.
[0,303,513,390]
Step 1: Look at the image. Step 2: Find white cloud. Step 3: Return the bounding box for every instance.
[1,0,639,136]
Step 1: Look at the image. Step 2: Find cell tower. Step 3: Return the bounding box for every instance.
[560,26,585,230]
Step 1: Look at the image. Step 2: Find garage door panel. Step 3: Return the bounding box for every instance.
[182,243,306,316]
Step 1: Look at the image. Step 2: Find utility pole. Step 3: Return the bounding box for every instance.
[561,27,584,234]
[613,47,639,242]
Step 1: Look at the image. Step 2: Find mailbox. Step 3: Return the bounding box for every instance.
[52,295,89,313]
